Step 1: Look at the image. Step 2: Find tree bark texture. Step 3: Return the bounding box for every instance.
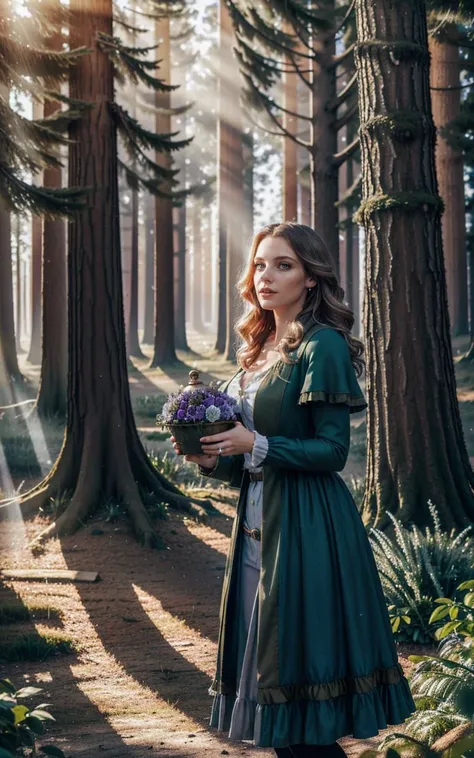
[174,203,189,349]
[126,183,144,357]
[429,34,468,337]
[354,0,474,530]
[310,22,339,271]
[283,29,298,222]
[191,199,204,332]
[142,192,155,344]
[27,216,42,364]
[150,16,176,366]
[21,0,209,546]
[218,0,244,361]
[0,206,23,405]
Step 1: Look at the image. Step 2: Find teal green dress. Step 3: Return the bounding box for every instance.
[202,322,416,748]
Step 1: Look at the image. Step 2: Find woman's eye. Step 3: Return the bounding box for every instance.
[254,262,291,270]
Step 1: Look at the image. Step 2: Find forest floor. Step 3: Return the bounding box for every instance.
[0,328,472,758]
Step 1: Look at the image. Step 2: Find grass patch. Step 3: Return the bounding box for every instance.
[0,602,63,625]
[0,631,77,661]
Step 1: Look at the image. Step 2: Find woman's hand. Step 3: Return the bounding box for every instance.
[200,421,255,456]
[170,435,218,468]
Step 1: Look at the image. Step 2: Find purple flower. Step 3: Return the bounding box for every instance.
[158,384,238,426]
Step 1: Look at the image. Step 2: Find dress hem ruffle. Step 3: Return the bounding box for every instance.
[209,676,415,748]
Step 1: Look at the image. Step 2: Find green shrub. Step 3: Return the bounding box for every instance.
[369,503,474,644]
[132,394,166,418]
[0,678,65,758]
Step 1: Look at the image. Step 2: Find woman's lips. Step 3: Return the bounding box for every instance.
[260,291,276,297]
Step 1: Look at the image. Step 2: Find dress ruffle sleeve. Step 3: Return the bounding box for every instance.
[298,327,367,414]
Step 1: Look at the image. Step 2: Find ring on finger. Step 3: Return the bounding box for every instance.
[218,445,223,454]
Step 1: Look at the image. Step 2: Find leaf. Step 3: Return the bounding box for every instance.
[40,745,66,758]
[429,605,450,624]
[12,705,29,725]
[457,579,474,590]
[435,620,462,639]
[401,616,411,624]
[408,654,435,663]
[391,616,401,633]
[463,592,474,608]
[16,686,43,698]
[30,710,55,721]
[449,605,459,619]
[434,597,454,604]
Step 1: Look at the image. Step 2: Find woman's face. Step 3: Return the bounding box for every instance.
[253,235,316,313]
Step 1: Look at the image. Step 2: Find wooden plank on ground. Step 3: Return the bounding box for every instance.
[1,569,100,583]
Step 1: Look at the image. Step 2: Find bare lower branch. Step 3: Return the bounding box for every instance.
[332,135,360,168]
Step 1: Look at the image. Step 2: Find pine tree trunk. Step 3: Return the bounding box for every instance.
[354,0,474,530]
[142,192,154,344]
[218,0,244,362]
[283,29,298,222]
[0,206,23,405]
[150,17,176,366]
[126,184,144,357]
[191,199,204,332]
[20,0,209,545]
[299,182,311,225]
[174,203,189,349]
[27,215,42,364]
[201,205,213,326]
[429,33,468,337]
[309,15,339,271]
[14,214,24,353]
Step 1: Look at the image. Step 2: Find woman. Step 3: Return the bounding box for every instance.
[171,223,416,757]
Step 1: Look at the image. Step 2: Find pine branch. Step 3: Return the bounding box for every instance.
[332,134,360,168]
[0,98,66,173]
[332,0,356,38]
[245,71,312,121]
[112,3,148,34]
[335,172,361,208]
[234,45,279,91]
[241,73,310,147]
[110,102,192,154]
[327,70,358,111]
[123,3,186,20]
[226,0,305,59]
[0,34,89,83]
[118,159,188,201]
[136,91,194,118]
[98,32,178,92]
[243,107,297,139]
[430,80,474,91]
[334,99,358,131]
[0,164,87,216]
[331,41,356,68]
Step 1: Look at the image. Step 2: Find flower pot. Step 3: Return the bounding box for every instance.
[166,420,235,455]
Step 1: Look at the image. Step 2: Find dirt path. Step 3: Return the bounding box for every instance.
[0,501,419,758]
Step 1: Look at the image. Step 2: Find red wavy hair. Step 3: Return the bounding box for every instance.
[234,222,365,377]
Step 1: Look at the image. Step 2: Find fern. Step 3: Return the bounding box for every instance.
[369,503,474,644]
